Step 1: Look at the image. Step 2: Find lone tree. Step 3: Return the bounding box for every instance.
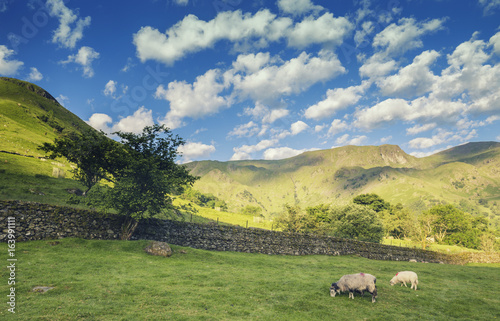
[39,129,119,194]
[40,125,198,239]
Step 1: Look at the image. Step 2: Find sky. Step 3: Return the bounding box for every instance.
[1,0,500,163]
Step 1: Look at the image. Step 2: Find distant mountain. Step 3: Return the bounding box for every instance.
[185,142,500,220]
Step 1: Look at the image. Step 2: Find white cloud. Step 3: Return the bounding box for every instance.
[277,0,323,16]
[479,0,500,15]
[290,121,309,135]
[86,113,112,133]
[173,0,189,6]
[56,94,69,106]
[263,146,317,160]
[177,142,216,163]
[155,69,229,129]
[408,128,477,149]
[230,139,277,160]
[112,106,154,134]
[406,123,437,135]
[354,98,411,130]
[133,9,352,66]
[377,50,440,98]
[26,67,43,81]
[103,80,117,97]
[231,50,345,103]
[133,9,290,65]
[61,46,100,78]
[335,134,367,146]
[354,96,466,130]
[0,45,23,75]
[490,31,500,56]
[228,121,261,138]
[244,103,289,124]
[46,0,91,49]
[286,13,353,48]
[304,81,369,120]
[327,119,349,136]
[373,17,445,56]
[359,52,398,79]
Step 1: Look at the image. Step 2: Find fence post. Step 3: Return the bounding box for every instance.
[246,220,248,228]
[217,217,219,225]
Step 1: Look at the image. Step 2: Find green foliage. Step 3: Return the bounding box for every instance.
[353,193,391,212]
[39,129,119,192]
[275,203,384,243]
[241,205,263,217]
[426,204,490,250]
[329,204,384,243]
[40,124,198,239]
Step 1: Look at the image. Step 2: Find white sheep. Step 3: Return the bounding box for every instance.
[330,273,377,303]
[390,271,418,290]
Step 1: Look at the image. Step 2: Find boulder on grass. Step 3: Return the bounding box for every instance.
[144,241,172,257]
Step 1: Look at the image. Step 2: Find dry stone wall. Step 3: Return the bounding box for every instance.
[0,200,452,263]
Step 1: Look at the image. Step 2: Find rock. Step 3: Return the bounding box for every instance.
[32,286,54,293]
[144,241,172,257]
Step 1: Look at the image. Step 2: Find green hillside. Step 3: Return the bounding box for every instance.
[186,142,500,229]
[0,77,93,202]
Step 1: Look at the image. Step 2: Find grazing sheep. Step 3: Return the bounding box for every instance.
[330,273,377,303]
[390,271,418,290]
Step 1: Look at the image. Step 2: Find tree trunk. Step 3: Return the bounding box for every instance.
[120,217,139,240]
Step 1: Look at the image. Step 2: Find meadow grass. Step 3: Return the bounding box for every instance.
[0,238,498,320]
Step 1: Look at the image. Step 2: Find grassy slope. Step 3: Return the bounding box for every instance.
[0,238,498,320]
[0,78,93,205]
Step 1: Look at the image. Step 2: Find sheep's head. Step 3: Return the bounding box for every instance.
[389,276,397,286]
[330,283,340,297]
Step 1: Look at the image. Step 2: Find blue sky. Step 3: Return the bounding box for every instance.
[1,0,500,163]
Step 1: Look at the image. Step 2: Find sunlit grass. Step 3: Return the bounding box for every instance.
[0,238,498,320]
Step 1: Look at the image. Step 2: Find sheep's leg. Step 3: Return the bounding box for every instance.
[402,281,407,287]
[349,291,354,299]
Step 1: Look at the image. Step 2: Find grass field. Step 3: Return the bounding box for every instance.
[1,238,498,320]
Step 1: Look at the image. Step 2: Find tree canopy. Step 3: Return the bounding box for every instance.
[40,125,198,239]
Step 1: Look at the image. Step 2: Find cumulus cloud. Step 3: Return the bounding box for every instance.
[490,31,500,56]
[286,13,353,48]
[228,121,260,138]
[133,9,352,66]
[61,46,100,78]
[327,119,349,137]
[103,80,117,97]
[406,123,437,135]
[86,113,113,133]
[377,50,440,98]
[177,142,216,163]
[290,121,309,135]
[335,134,367,146]
[263,146,318,160]
[230,139,277,160]
[231,50,345,103]
[372,17,445,56]
[244,103,289,124]
[359,53,398,79]
[46,0,91,49]
[277,0,323,16]
[112,106,154,134]
[26,67,43,81]
[155,69,229,129]
[0,45,23,75]
[304,81,369,120]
